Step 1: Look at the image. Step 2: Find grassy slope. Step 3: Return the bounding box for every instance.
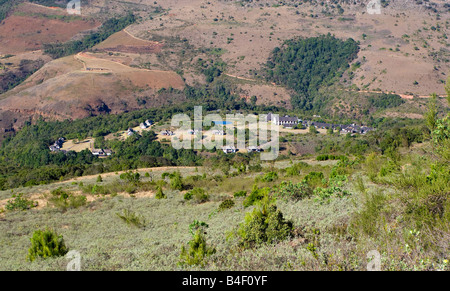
[0,161,356,271]
[1,143,448,271]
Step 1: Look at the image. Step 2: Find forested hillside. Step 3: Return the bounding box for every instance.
[264,34,359,111]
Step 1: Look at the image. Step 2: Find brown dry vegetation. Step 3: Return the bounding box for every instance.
[0,0,449,137]
[0,3,100,54]
[124,0,448,96]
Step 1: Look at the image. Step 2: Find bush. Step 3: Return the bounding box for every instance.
[116,209,147,229]
[303,171,325,188]
[184,188,209,203]
[49,188,86,210]
[285,162,310,177]
[243,186,269,208]
[27,229,68,262]
[170,172,184,191]
[218,199,235,211]
[260,172,279,182]
[328,175,348,187]
[81,184,110,195]
[248,164,263,172]
[236,196,293,249]
[179,229,216,267]
[313,186,351,204]
[316,154,348,161]
[6,194,37,211]
[285,166,300,177]
[120,171,141,184]
[233,190,247,198]
[125,184,138,194]
[155,186,166,199]
[379,160,401,177]
[272,181,313,201]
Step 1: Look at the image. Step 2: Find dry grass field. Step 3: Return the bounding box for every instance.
[124,0,449,96]
[1,0,448,136]
[60,138,94,152]
[0,3,100,55]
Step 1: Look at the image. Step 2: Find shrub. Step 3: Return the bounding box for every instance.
[330,164,350,178]
[285,166,298,177]
[97,175,103,183]
[155,186,166,199]
[170,172,184,191]
[49,188,86,210]
[260,172,278,182]
[218,199,235,211]
[272,181,313,201]
[236,196,293,249]
[184,192,192,200]
[313,186,351,204]
[184,188,209,203]
[6,194,38,211]
[125,184,138,194]
[365,152,382,182]
[179,229,216,267]
[285,162,310,177]
[316,154,348,161]
[328,175,348,187]
[212,175,224,182]
[68,196,87,208]
[81,184,110,195]
[116,209,147,229]
[120,171,141,184]
[379,160,401,177]
[303,171,325,188]
[248,164,263,172]
[233,190,247,198]
[243,186,269,208]
[27,229,68,262]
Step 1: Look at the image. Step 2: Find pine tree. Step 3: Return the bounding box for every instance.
[179,230,215,267]
[155,185,166,199]
[27,229,68,262]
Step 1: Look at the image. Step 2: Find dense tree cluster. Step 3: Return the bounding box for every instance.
[368,93,405,109]
[264,34,359,111]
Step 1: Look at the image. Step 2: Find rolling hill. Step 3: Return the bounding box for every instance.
[0,0,449,137]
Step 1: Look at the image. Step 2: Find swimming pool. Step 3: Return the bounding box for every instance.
[213,121,232,125]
